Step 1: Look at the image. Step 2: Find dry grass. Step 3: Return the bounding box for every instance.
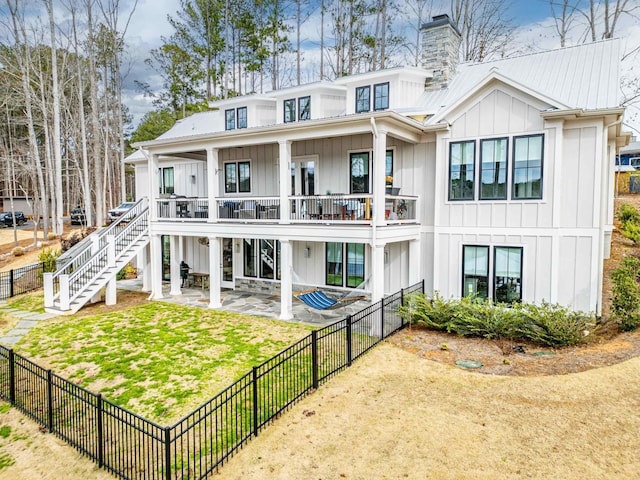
[217,343,640,480]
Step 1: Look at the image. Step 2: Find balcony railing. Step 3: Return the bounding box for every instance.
[154,194,417,224]
[290,194,373,222]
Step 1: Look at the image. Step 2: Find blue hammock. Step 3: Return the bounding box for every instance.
[295,289,365,311]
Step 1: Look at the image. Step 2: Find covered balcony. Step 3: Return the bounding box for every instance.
[153,193,417,224]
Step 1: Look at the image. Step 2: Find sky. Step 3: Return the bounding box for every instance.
[120,0,639,136]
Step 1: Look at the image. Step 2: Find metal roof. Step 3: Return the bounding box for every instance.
[420,39,622,124]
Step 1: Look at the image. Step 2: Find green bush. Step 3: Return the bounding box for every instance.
[617,204,640,243]
[611,255,640,331]
[39,248,60,273]
[617,203,640,224]
[400,293,595,347]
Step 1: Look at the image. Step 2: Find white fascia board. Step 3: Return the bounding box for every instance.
[333,66,432,86]
[429,72,570,125]
[270,81,347,98]
[209,95,277,109]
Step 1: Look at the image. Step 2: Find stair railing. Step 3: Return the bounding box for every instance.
[45,200,149,310]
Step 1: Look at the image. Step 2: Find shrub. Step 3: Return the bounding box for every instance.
[116,263,137,281]
[611,255,640,331]
[60,227,96,253]
[47,233,58,241]
[400,293,595,347]
[617,203,640,224]
[39,248,60,273]
[11,247,25,257]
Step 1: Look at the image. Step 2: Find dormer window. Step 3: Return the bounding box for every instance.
[225,109,235,130]
[225,107,247,130]
[356,82,389,113]
[355,86,370,113]
[298,96,310,120]
[284,99,296,123]
[373,82,389,110]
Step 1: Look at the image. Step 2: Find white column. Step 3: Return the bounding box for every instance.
[169,235,181,295]
[150,233,164,299]
[141,243,151,292]
[105,277,117,305]
[280,239,293,320]
[149,154,160,221]
[371,243,385,302]
[372,128,387,226]
[209,236,222,308]
[105,235,117,305]
[207,147,219,222]
[409,238,422,285]
[278,140,291,224]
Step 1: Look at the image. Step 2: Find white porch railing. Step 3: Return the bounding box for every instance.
[156,197,210,220]
[290,194,373,222]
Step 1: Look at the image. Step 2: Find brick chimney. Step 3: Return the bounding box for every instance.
[421,14,462,91]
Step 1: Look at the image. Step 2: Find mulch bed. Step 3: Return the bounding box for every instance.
[387,325,640,376]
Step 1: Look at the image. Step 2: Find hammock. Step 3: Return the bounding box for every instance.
[294,288,365,311]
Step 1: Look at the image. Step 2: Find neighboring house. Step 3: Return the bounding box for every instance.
[117,15,629,320]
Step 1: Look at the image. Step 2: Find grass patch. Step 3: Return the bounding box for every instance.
[17,302,312,424]
[6,292,45,313]
[0,426,10,439]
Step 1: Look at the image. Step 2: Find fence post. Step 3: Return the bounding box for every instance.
[8,349,15,405]
[97,394,104,467]
[164,426,172,480]
[421,279,425,294]
[9,269,14,299]
[346,316,352,367]
[381,298,386,339]
[252,367,259,437]
[47,370,53,432]
[311,331,319,390]
[400,288,405,329]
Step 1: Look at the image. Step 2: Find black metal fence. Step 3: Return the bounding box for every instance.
[0,262,44,300]
[0,280,424,479]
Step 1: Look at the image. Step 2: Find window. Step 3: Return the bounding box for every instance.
[355,86,370,113]
[462,245,523,304]
[386,150,393,186]
[462,246,489,300]
[224,161,251,193]
[513,135,543,199]
[298,96,310,120]
[225,109,235,130]
[326,243,365,288]
[237,107,247,129]
[260,239,275,279]
[373,82,389,110]
[480,138,508,200]
[243,239,257,277]
[494,247,523,303]
[284,99,296,123]
[158,167,174,195]
[350,152,370,193]
[449,141,475,200]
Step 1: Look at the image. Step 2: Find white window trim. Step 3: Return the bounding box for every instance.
[223,159,253,195]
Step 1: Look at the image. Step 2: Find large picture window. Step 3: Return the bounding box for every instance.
[386,150,394,186]
[480,138,508,200]
[449,141,475,200]
[284,99,296,123]
[513,135,543,199]
[494,247,523,303]
[350,152,370,193]
[462,245,523,304]
[355,86,370,113]
[373,82,389,110]
[243,239,257,277]
[225,161,251,193]
[298,96,310,120]
[326,243,365,288]
[244,239,281,280]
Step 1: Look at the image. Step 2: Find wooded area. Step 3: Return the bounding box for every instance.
[0,0,638,238]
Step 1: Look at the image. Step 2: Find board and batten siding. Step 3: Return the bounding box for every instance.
[430,84,606,312]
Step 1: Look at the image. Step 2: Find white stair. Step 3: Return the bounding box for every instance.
[44,199,150,315]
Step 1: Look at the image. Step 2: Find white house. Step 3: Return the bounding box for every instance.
[44,15,630,317]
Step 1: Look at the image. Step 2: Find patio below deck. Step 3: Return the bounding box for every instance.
[117,278,370,326]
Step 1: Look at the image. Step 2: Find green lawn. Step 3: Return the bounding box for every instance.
[14,299,312,424]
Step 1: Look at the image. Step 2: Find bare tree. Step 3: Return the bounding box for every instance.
[549,0,581,47]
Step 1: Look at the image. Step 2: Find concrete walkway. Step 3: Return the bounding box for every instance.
[0,301,58,345]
